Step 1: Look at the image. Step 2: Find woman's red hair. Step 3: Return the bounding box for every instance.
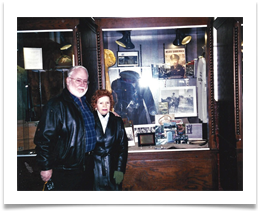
[91,89,114,111]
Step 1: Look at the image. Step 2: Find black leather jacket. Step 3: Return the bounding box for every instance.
[93,111,128,190]
[34,88,92,171]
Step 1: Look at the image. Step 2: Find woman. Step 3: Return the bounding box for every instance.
[91,89,128,190]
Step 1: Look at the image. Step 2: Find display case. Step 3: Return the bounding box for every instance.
[96,18,213,151]
[93,17,219,190]
[17,29,75,151]
[17,17,98,152]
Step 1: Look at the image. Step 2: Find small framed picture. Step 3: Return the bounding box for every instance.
[117,51,139,67]
[125,127,135,146]
[134,124,156,142]
[185,123,203,140]
[138,133,156,147]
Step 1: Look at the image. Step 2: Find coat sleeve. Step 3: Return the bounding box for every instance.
[34,102,61,171]
[115,117,128,173]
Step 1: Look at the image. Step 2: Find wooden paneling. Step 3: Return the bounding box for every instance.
[17,120,37,151]
[123,150,218,191]
[95,17,209,30]
[17,18,80,30]
[213,17,243,190]
[17,150,219,191]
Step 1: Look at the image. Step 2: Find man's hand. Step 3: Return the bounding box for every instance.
[40,169,53,182]
[112,111,120,117]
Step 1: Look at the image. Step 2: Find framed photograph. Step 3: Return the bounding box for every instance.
[138,133,156,147]
[163,48,186,79]
[158,102,169,114]
[151,63,171,79]
[23,47,43,70]
[117,51,139,67]
[160,86,197,117]
[125,127,135,146]
[185,123,203,140]
[134,124,155,142]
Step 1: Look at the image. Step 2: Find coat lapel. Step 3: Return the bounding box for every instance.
[94,111,103,132]
[94,111,118,136]
[105,113,113,134]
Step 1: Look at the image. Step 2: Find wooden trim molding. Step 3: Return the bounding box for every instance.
[233,21,243,144]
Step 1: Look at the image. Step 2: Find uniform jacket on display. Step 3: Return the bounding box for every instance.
[111,71,156,125]
[93,111,128,190]
[34,88,92,171]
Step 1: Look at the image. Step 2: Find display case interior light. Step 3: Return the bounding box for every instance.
[173,30,192,46]
[181,35,192,45]
[60,44,72,50]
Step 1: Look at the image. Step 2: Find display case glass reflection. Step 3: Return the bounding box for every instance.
[17,30,74,121]
[105,26,209,149]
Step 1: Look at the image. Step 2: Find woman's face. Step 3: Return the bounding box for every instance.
[96,96,111,115]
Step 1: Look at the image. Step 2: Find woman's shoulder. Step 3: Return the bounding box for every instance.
[109,111,123,122]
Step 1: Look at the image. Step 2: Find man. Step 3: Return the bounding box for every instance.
[34,66,96,191]
[167,54,185,78]
[172,92,179,113]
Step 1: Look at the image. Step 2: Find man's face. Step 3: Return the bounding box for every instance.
[172,59,179,67]
[66,68,89,98]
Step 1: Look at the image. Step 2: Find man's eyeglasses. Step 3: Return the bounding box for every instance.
[69,77,89,85]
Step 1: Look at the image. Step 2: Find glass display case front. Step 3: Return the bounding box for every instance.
[103,26,209,151]
[17,30,74,151]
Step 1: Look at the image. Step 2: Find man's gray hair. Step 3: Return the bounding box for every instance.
[68,66,89,77]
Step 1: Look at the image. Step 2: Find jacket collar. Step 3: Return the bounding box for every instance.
[61,88,93,112]
[94,111,116,132]
[62,88,74,102]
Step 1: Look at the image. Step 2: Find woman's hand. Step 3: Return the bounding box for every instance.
[113,171,124,184]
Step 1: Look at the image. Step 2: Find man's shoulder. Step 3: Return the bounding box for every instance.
[45,90,68,108]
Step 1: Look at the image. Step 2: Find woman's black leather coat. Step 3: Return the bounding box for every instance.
[93,111,128,190]
[34,88,91,171]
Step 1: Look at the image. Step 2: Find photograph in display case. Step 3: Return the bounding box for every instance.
[175,123,188,144]
[125,127,135,146]
[160,86,197,117]
[117,51,139,67]
[185,123,203,140]
[164,48,186,78]
[133,124,155,143]
[138,133,156,147]
[151,63,171,79]
[158,102,169,114]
